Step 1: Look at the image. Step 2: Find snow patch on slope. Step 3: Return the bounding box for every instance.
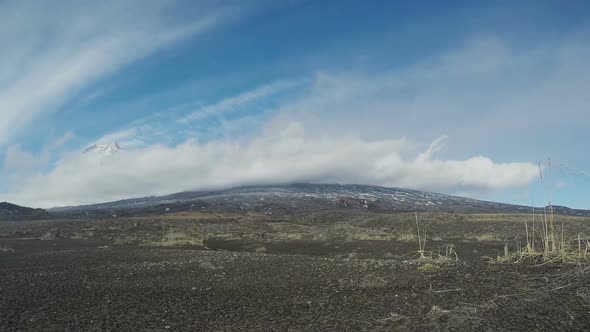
[83,143,122,155]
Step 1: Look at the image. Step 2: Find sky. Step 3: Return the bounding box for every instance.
[1,0,590,208]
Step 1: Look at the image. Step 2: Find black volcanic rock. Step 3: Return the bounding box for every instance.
[0,202,48,220]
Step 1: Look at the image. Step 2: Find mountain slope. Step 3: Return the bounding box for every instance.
[83,142,121,155]
[0,202,48,220]
[50,183,590,217]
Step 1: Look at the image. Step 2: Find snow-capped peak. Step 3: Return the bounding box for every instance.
[83,142,122,155]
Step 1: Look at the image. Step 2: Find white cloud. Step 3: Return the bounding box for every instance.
[2,122,538,208]
[264,35,590,154]
[0,0,239,147]
[2,145,49,176]
[3,131,76,183]
[6,31,584,207]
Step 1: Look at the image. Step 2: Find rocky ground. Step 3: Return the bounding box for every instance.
[2,213,590,331]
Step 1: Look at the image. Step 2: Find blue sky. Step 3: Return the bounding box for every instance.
[1,0,590,208]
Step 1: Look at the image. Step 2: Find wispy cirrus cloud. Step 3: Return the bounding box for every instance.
[85,80,302,150]
[180,80,300,124]
[49,131,77,150]
[0,0,240,147]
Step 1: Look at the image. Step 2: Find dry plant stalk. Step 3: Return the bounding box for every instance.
[498,159,590,264]
[414,212,458,263]
[500,205,590,264]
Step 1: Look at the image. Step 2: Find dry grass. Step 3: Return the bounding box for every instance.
[472,233,500,241]
[254,245,267,253]
[413,212,458,263]
[281,233,304,240]
[498,207,590,265]
[156,231,205,247]
[428,305,451,317]
[397,230,417,241]
[69,230,95,240]
[129,211,265,221]
[348,232,397,241]
[143,223,238,247]
[417,263,440,272]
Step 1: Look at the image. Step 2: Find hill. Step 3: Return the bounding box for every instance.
[0,202,48,220]
[49,183,590,218]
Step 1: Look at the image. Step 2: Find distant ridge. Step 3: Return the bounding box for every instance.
[49,183,590,218]
[0,202,48,220]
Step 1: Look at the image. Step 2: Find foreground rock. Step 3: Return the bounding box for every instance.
[1,244,589,331]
